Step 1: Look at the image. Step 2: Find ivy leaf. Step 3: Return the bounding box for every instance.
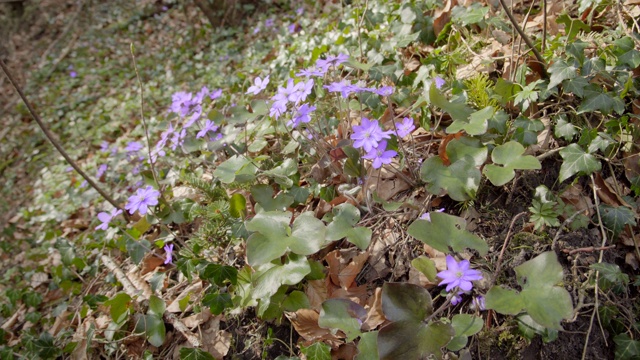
[577,86,625,115]
[548,60,577,89]
[614,334,640,360]
[179,348,216,360]
[202,291,233,315]
[104,292,132,324]
[483,141,541,186]
[558,144,601,182]
[408,212,488,255]
[318,299,366,342]
[554,115,578,140]
[563,76,588,97]
[590,262,630,286]
[598,205,637,238]
[300,342,331,360]
[126,239,150,265]
[200,263,238,286]
[613,36,640,68]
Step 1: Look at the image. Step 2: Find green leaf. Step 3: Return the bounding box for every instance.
[213,155,258,184]
[484,141,541,186]
[179,347,216,360]
[355,331,378,360]
[149,272,165,293]
[325,204,372,250]
[408,212,488,255]
[451,314,483,337]
[548,60,577,89]
[563,76,589,97]
[251,184,294,212]
[200,263,238,286]
[282,291,310,312]
[614,333,640,360]
[246,211,326,267]
[558,144,601,182]
[202,292,233,315]
[264,158,298,188]
[104,292,132,324]
[55,238,76,266]
[613,36,640,68]
[251,254,311,301]
[420,156,481,201]
[447,106,492,136]
[378,320,454,360]
[300,342,331,360]
[520,286,573,330]
[516,314,558,342]
[428,83,474,124]
[446,137,488,167]
[577,87,625,115]
[515,251,563,288]
[137,314,166,347]
[554,115,578,140]
[555,14,590,41]
[598,205,637,237]
[590,262,629,286]
[411,256,437,282]
[148,295,165,316]
[126,239,150,265]
[485,286,524,315]
[229,193,247,219]
[381,283,433,322]
[318,299,366,342]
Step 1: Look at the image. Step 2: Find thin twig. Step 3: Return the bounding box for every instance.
[0,58,127,219]
[561,245,615,255]
[497,0,548,78]
[492,211,527,282]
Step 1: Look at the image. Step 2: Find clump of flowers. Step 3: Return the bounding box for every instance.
[437,255,483,305]
[363,140,397,169]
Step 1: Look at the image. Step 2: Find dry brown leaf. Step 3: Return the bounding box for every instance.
[330,285,369,305]
[48,310,71,336]
[625,252,639,270]
[182,309,213,328]
[362,287,386,331]
[593,172,630,207]
[624,151,640,184]
[338,252,369,289]
[306,279,329,311]
[403,57,421,75]
[30,272,48,288]
[202,330,231,359]
[433,0,456,37]
[285,309,344,342]
[140,251,166,275]
[167,281,203,313]
[367,169,411,201]
[332,343,358,360]
[559,183,594,217]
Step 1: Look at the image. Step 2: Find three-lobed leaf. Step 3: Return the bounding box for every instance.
[558,144,601,182]
[408,212,488,255]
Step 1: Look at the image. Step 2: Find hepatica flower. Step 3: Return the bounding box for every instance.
[420,208,445,222]
[196,120,219,139]
[437,255,483,292]
[96,164,108,178]
[434,76,446,89]
[164,244,174,265]
[288,103,316,128]
[125,141,144,154]
[125,186,160,215]
[363,140,397,169]
[246,75,269,95]
[351,117,392,152]
[95,208,123,230]
[395,117,416,138]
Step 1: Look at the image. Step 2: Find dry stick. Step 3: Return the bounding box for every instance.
[497,0,548,78]
[0,59,128,219]
[562,245,615,255]
[492,211,527,282]
[582,174,610,359]
[129,44,164,201]
[101,255,202,348]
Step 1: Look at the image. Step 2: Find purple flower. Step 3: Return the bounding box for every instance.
[351,117,392,152]
[265,18,274,28]
[183,105,202,129]
[316,53,349,69]
[420,208,445,222]
[363,140,397,169]
[164,244,174,264]
[269,93,288,119]
[450,291,464,306]
[193,86,210,103]
[170,91,193,117]
[196,120,219,138]
[100,141,110,152]
[95,208,123,231]
[96,164,108,178]
[472,296,486,311]
[324,80,356,98]
[374,86,394,96]
[296,66,327,78]
[288,23,297,33]
[434,76,446,89]
[437,255,483,292]
[170,128,186,150]
[253,26,260,34]
[210,88,223,100]
[125,185,160,215]
[70,71,77,78]
[296,7,304,15]
[395,117,416,138]
[246,75,270,95]
[125,141,144,154]
[288,103,316,128]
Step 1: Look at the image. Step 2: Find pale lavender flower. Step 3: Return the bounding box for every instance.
[363,140,397,169]
[270,93,288,119]
[265,18,274,28]
[472,296,486,311]
[96,164,108,177]
[316,53,349,69]
[100,141,110,152]
[210,88,223,100]
[296,66,327,78]
[287,103,316,128]
[420,208,445,222]
[437,255,483,292]
[170,128,186,150]
[450,291,464,306]
[351,117,392,152]
[395,117,416,138]
[80,180,88,188]
[170,91,193,117]
[296,7,304,15]
[70,71,77,78]
[125,141,143,154]
[288,24,297,33]
[95,208,123,230]
[246,75,270,95]
[125,186,160,215]
[374,86,394,96]
[253,26,260,34]
[434,76,446,89]
[324,80,356,98]
[164,244,174,264]
[183,104,202,129]
[196,120,219,138]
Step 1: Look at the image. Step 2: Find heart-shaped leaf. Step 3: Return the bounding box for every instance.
[408,212,488,255]
[381,283,433,322]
